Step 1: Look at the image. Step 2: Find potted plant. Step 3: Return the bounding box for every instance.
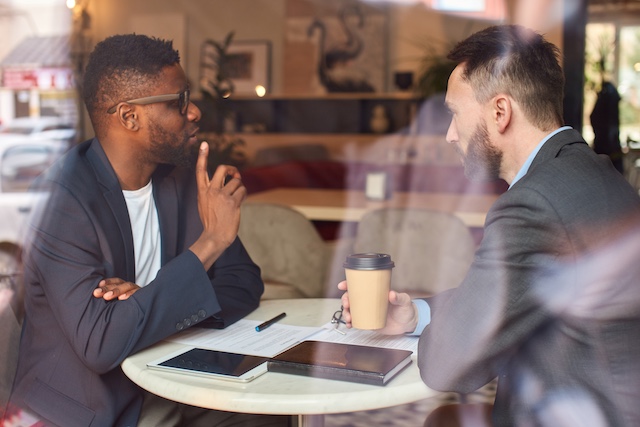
[198,31,247,171]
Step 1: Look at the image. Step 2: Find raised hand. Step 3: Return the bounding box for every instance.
[189,141,246,270]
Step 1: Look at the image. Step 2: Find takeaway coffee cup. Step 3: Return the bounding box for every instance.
[344,253,395,330]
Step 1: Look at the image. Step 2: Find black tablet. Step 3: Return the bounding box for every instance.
[147,347,268,383]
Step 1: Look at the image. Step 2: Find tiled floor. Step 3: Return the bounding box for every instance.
[324,382,496,427]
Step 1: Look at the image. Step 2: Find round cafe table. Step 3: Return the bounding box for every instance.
[121,298,437,426]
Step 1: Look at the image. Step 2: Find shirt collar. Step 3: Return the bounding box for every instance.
[509,126,572,188]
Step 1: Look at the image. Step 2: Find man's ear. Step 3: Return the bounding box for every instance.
[116,105,139,131]
[493,95,512,134]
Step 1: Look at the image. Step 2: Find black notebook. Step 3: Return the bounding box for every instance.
[267,340,412,386]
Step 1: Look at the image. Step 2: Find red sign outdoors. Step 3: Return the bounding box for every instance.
[3,68,38,89]
[2,68,74,90]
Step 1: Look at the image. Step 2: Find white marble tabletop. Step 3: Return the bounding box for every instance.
[121,298,437,423]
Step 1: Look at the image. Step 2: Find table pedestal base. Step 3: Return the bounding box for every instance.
[295,414,324,427]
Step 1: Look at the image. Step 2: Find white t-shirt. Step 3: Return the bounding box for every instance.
[122,181,161,287]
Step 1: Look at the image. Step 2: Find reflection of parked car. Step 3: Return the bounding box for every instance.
[0,141,67,192]
[0,116,76,147]
[0,138,68,275]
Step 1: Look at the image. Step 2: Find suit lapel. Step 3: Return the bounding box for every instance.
[152,167,179,265]
[86,140,136,281]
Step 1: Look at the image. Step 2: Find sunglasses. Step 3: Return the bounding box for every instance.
[106,89,190,115]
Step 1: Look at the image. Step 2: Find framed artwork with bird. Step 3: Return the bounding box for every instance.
[284,0,388,95]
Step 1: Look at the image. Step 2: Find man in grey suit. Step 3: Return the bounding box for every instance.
[338,25,640,426]
[6,34,288,427]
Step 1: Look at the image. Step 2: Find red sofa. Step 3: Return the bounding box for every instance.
[241,160,508,195]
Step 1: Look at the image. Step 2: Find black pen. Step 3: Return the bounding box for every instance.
[255,312,286,332]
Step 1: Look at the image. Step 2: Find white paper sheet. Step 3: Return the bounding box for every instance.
[312,322,419,353]
[165,319,419,357]
[165,319,320,357]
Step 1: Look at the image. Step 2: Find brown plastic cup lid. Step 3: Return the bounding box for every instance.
[344,253,395,270]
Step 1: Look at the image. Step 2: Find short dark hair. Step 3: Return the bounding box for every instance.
[82,34,180,134]
[447,25,564,130]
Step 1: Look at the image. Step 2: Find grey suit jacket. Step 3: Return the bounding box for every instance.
[9,139,263,427]
[418,129,640,426]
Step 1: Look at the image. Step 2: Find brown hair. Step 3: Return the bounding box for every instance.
[447,25,564,131]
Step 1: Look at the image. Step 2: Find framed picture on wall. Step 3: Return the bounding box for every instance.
[283,0,388,95]
[225,40,272,96]
[201,39,271,97]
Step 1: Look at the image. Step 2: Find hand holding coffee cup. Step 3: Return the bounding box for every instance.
[343,253,395,330]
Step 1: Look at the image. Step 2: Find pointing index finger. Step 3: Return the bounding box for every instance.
[196,141,210,189]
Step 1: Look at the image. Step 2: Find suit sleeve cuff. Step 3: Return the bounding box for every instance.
[407,299,431,336]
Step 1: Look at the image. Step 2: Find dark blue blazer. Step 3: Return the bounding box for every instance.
[10,139,263,426]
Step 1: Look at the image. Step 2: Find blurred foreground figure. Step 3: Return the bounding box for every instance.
[339,25,640,427]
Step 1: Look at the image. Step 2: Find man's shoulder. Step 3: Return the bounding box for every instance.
[509,132,640,215]
[537,128,588,159]
[527,129,609,182]
[32,140,104,201]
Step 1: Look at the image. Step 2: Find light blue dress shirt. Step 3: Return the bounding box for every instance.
[408,126,572,336]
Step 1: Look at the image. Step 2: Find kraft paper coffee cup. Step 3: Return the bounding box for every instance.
[344,253,395,330]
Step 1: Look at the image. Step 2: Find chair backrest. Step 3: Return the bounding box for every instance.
[354,208,476,297]
[238,203,328,298]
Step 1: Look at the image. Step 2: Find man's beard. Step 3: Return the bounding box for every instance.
[459,121,502,181]
[148,122,197,168]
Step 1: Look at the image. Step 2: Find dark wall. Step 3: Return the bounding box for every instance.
[563,0,588,130]
[194,96,419,135]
